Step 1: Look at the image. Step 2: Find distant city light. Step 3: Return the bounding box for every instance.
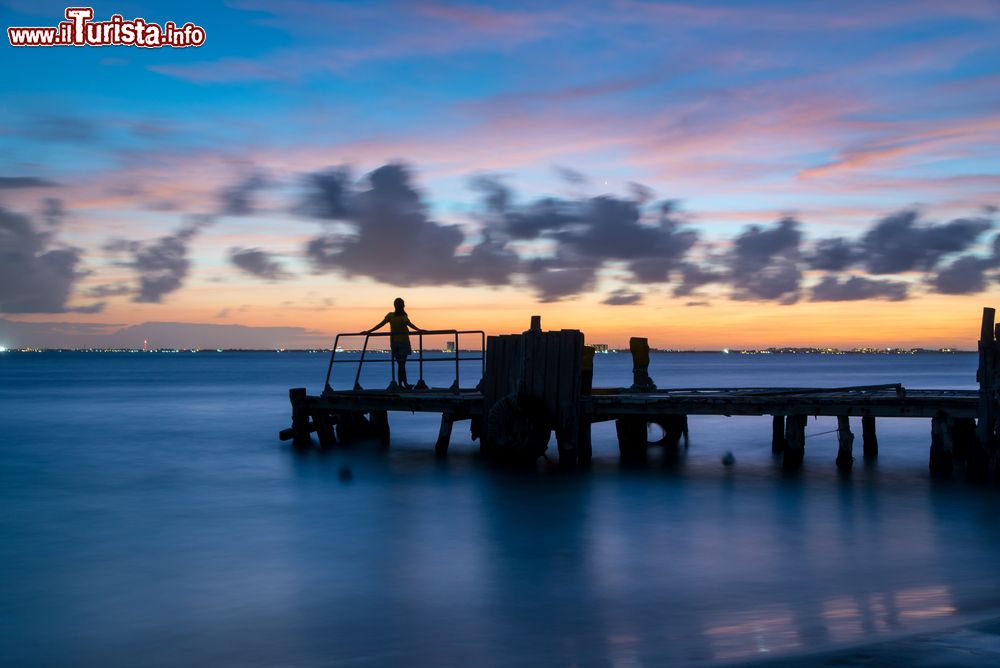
[0,345,7,353]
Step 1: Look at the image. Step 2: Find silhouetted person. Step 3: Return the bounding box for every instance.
[366,298,425,389]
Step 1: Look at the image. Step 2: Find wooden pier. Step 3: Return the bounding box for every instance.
[280,307,1000,479]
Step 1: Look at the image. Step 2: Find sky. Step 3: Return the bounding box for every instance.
[1,0,999,349]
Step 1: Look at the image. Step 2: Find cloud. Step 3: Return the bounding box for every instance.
[296,167,354,220]
[475,178,698,297]
[808,237,857,271]
[729,218,802,304]
[810,275,908,301]
[929,255,994,295]
[106,216,213,303]
[229,247,292,280]
[0,205,96,314]
[523,253,600,302]
[602,288,643,305]
[0,176,58,189]
[302,163,520,286]
[219,172,269,216]
[673,261,725,297]
[860,210,993,274]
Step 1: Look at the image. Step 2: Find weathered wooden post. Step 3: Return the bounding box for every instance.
[578,346,595,467]
[862,416,878,460]
[952,417,977,462]
[370,410,390,447]
[836,415,854,470]
[434,413,454,458]
[629,337,656,391]
[313,410,337,448]
[783,414,807,470]
[289,387,311,447]
[929,414,953,476]
[771,415,785,454]
[970,307,998,481]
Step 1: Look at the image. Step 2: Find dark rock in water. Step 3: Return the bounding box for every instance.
[339,466,353,481]
[721,451,735,467]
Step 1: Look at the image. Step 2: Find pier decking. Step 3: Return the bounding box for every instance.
[281,307,1000,479]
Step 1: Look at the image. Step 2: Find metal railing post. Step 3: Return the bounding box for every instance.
[323,334,341,393]
[354,334,370,391]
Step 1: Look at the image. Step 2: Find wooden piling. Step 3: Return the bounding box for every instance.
[976,307,997,449]
[862,416,878,460]
[836,415,854,471]
[970,307,997,481]
[289,387,311,447]
[434,413,454,458]
[313,411,337,449]
[783,414,806,470]
[929,415,953,476]
[771,415,785,454]
[616,418,647,462]
[952,417,977,462]
[370,410,390,447]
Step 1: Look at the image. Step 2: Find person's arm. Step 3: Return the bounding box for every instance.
[366,315,390,334]
[407,319,426,333]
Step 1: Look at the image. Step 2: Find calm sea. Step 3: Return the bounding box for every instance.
[2,351,998,666]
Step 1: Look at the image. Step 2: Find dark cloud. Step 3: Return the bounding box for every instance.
[107,217,212,303]
[0,205,95,313]
[810,275,908,302]
[602,288,643,305]
[297,167,354,220]
[523,253,600,302]
[0,176,58,189]
[729,218,802,304]
[685,301,710,307]
[486,186,698,296]
[229,247,292,280]
[303,163,519,286]
[929,255,994,295]
[673,261,725,297]
[220,172,268,216]
[860,210,992,274]
[808,237,857,271]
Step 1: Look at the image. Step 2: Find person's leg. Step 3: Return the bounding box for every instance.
[398,357,409,388]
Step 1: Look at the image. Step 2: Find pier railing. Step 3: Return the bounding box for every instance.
[323,329,486,394]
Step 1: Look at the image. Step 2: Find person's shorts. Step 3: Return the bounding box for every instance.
[391,340,412,361]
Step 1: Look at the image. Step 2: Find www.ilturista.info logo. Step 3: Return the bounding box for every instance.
[8,7,206,48]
